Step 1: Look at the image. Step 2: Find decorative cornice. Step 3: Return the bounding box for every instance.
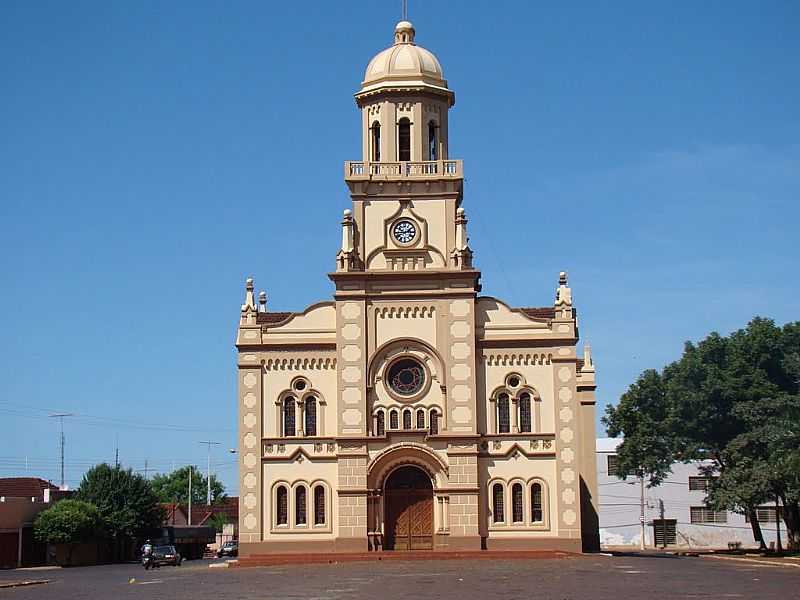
[375,305,435,318]
[263,356,337,371]
[484,353,552,366]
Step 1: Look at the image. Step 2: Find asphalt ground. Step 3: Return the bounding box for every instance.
[1,553,799,599]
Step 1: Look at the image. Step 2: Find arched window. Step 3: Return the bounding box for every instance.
[376,411,385,436]
[398,118,411,161]
[276,485,288,525]
[390,409,399,430]
[429,410,439,435]
[519,392,531,433]
[531,482,544,523]
[283,397,296,437]
[305,396,317,436]
[512,483,524,523]
[371,121,381,162]
[416,409,425,429]
[403,409,412,430]
[295,486,307,526]
[314,485,326,525]
[428,121,438,160]
[497,393,510,433]
[492,483,505,523]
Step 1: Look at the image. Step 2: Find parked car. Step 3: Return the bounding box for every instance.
[216,541,238,558]
[152,545,182,567]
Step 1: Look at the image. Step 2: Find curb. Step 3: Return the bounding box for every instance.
[0,580,50,589]
[702,555,800,569]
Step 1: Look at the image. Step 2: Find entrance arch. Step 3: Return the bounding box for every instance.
[384,465,434,550]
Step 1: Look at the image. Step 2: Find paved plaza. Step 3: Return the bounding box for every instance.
[1,554,799,599]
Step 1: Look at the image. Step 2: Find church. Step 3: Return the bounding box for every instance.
[236,20,599,555]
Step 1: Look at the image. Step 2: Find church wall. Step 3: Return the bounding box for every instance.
[261,363,337,438]
[480,361,557,434]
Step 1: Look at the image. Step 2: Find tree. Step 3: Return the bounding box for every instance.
[76,464,163,560]
[34,499,102,565]
[150,465,226,506]
[207,512,230,533]
[604,317,800,550]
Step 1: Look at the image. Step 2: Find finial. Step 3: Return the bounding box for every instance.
[559,271,567,286]
[241,276,257,315]
[555,270,573,310]
[258,291,267,310]
[343,208,352,217]
[582,344,595,372]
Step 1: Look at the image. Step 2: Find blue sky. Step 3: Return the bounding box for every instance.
[1,1,798,495]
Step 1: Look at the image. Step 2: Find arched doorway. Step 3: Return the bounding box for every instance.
[384,465,433,550]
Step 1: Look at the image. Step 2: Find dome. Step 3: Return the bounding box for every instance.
[359,21,450,98]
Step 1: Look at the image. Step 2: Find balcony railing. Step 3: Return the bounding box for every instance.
[345,160,463,179]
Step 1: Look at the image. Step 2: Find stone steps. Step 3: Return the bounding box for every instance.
[236,550,576,567]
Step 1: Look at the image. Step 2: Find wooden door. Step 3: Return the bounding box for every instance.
[385,466,433,550]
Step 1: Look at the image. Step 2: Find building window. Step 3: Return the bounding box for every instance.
[607,455,619,477]
[429,410,439,435]
[283,397,296,437]
[428,121,437,160]
[531,482,544,523]
[295,486,307,526]
[387,358,425,397]
[398,117,411,161]
[512,483,524,524]
[688,476,714,491]
[314,485,326,525]
[304,396,317,436]
[497,393,510,433]
[276,486,288,525]
[376,411,385,436]
[390,409,399,430]
[492,483,505,523]
[403,410,412,430]
[690,506,728,524]
[416,409,425,429]
[371,121,381,162]
[519,392,532,433]
[745,506,783,523]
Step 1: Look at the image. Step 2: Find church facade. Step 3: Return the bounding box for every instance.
[236,21,599,555]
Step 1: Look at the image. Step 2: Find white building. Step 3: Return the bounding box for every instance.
[597,438,781,549]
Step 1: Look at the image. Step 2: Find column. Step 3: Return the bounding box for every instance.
[511,397,519,433]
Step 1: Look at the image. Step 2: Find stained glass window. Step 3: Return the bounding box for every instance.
[403,410,412,430]
[390,410,399,430]
[376,411,385,436]
[493,483,504,523]
[277,486,288,525]
[296,486,307,525]
[304,396,317,436]
[512,483,523,523]
[416,409,425,429]
[387,358,425,396]
[429,411,439,435]
[283,397,296,437]
[497,393,510,433]
[519,392,531,433]
[531,483,544,523]
[314,486,325,525]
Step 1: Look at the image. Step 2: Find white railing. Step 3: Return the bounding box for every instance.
[346,160,463,179]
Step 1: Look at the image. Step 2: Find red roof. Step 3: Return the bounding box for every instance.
[520,307,556,320]
[0,477,59,500]
[257,311,294,324]
[160,497,239,527]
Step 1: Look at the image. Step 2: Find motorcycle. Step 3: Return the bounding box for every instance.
[141,555,159,570]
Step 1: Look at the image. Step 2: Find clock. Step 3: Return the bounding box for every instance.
[392,219,417,244]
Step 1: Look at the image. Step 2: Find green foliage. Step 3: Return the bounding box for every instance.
[76,463,163,540]
[34,499,102,545]
[604,317,800,549]
[207,512,230,533]
[150,465,226,506]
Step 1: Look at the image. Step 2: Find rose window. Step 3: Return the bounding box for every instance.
[387,358,425,396]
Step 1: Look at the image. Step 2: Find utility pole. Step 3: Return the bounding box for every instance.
[198,441,221,505]
[639,474,646,551]
[659,498,666,549]
[49,413,73,489]
[188,465,192,526]
[776,496,783,553]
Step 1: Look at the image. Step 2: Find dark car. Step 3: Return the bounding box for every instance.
[152,545,182,566]
[216,541,238,558]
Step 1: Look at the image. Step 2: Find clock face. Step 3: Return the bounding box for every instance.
[392,220,417,244]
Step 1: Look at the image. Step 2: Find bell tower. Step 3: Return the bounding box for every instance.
[336,21,473,275]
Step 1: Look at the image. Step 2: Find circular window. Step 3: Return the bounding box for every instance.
[387,358,425,397]
[507,376,520,388]
[293,379,306,391]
